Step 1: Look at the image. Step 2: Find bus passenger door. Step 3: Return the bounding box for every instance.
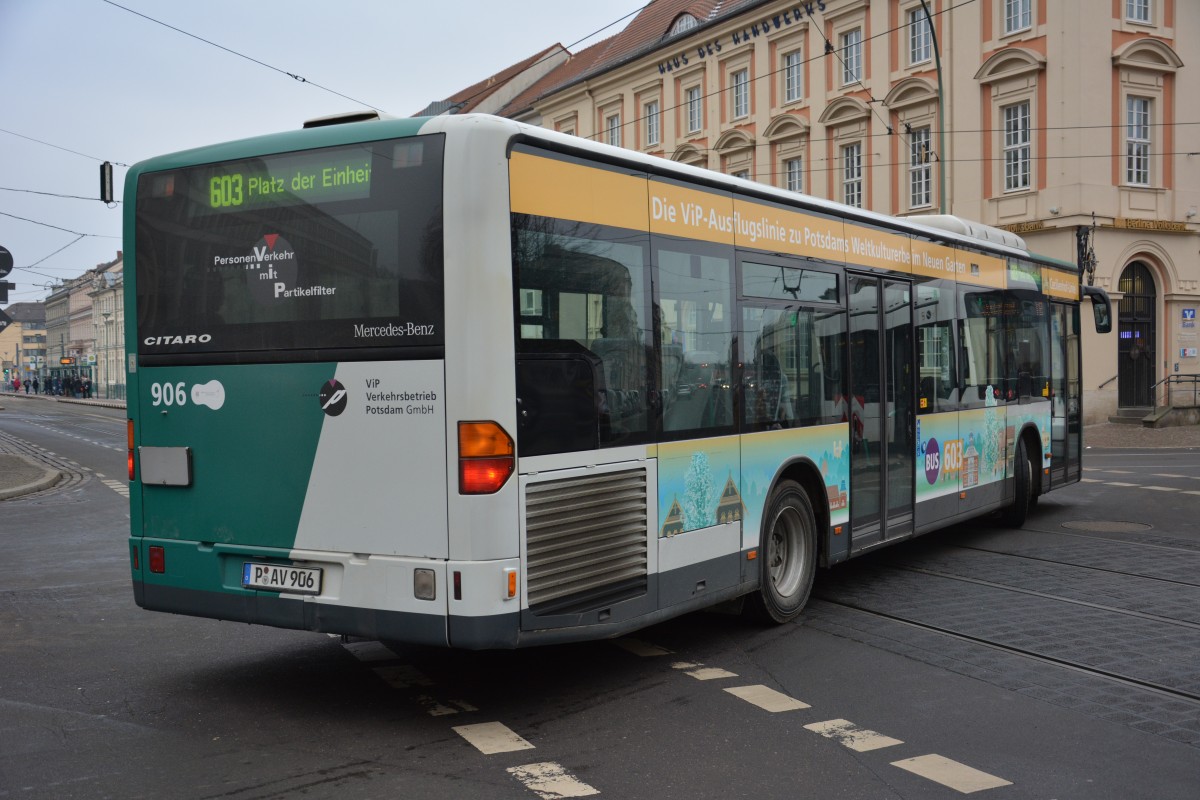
[1049,302,1082,487]
[848,276,915,551]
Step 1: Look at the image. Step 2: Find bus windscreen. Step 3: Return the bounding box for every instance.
[134,135,444,358]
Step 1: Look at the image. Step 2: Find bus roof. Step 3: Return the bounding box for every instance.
[130,111,1037,264]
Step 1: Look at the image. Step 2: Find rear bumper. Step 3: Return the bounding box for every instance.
[129,537,524,648]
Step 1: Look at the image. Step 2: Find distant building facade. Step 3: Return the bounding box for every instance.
[0,301,47,386]
[39,252,123,396]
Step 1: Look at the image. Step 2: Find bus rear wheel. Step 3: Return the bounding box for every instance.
[747,480,816,624]
[1001,437,1034,528]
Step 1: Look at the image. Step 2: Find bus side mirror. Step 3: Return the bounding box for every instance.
[1083,286,1112,334]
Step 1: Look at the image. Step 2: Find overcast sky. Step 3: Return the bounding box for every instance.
[0,0,638,308]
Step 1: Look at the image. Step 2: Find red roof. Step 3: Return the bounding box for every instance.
[413,44,568,116]
[439,0,772,119]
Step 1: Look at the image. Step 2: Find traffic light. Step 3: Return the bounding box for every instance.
[0,281,13,303]
[100,162,114,204]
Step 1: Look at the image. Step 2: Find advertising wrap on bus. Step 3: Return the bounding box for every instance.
[134,135,445,358]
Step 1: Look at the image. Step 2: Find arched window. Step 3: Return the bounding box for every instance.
[669,14,699,37]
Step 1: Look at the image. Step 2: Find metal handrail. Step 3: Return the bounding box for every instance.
[1152,374,1200,408]
[1099,374,1119,389]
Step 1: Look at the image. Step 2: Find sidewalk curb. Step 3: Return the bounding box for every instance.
[0,455,63,501]
[0,392,125,410]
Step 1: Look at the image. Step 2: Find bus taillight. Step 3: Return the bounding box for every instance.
[458,421,514,495]
[127,419,136,481]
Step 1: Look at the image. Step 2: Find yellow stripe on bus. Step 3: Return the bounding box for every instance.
[510,151,1012,288]
[510,151,648,231]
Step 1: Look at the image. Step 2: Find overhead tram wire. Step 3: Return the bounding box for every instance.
[101,0,384,113]
[674,120,1200,154]
[740,150,1200,180]
[0,127,129,167]
[0,186,121,204]
[445,3,653,115]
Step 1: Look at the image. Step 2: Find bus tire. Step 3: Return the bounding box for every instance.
[747,480,816,624]
[1001,437,1033,528]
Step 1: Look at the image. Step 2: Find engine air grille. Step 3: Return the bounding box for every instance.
[525,469,648,614]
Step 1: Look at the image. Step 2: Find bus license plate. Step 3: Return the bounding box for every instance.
[242,562,322,595]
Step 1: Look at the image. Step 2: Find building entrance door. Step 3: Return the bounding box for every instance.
[1117,262,1156,409]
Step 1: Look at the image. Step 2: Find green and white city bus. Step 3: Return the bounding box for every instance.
[125,113,1111,649]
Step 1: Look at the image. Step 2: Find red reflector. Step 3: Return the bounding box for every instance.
[453,570,462,601]
[460,457,515,495]
[132,547,140,570]
[149,546,165,574]
[127,420,136,481]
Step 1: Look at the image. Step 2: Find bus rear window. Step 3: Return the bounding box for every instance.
[135,135,444,359]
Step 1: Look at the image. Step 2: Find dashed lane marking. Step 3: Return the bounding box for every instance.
[724,684,810,712]
[1184,491,1200,497]
[1080,478,1103,483]
[1142,485,1179,492]
[1105,481,1138,487]
[613,638,673,657]
[372,664,434,689]
[343,640,398,662]
[453,721,536,755]
[1103,469,1134,474]
[1153,473,1190,478]
[415,694,478,717]
[891,754,1012,794]
[672,661,738,680]
[804,719,904,752]
[507,762,599,799]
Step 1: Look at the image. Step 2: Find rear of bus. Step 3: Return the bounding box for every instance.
[126,118,482,647]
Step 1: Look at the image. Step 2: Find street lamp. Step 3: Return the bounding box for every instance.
[918,0,947,214]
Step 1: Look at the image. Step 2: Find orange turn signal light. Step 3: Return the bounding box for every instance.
[458,421,514,494]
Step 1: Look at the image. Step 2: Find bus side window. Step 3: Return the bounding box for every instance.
[658,247,734,434]
[512,221,652,453]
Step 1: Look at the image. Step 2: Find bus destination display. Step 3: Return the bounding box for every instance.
[207,151,373,211]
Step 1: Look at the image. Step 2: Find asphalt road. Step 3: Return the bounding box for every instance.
[1,400,1198,799]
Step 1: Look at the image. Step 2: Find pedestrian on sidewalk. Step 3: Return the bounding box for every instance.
[32,377,40,394]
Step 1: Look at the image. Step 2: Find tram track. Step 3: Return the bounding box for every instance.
[811,594,1200,707]
[921,540,1200,589]
[967,522,1200,556]
[880,561,1200,630]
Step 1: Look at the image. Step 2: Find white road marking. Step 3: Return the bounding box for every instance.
[415,694,478,717]
[1080,478,1103,483]
[1105,481,1138,487]
[507,762,599,798]
[453,721,535,755]
[613,638,672,657]
[1104,469,1134,474]
[1142,486,1178,492]
[804,719,903,752]
[672,661,738,680]
[891,754,1012,794]
[343,640,398,662]
[1183,491,1200,497]
[372,664,434,689]
[724,684,810,712]
[1153,473,1188,478]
